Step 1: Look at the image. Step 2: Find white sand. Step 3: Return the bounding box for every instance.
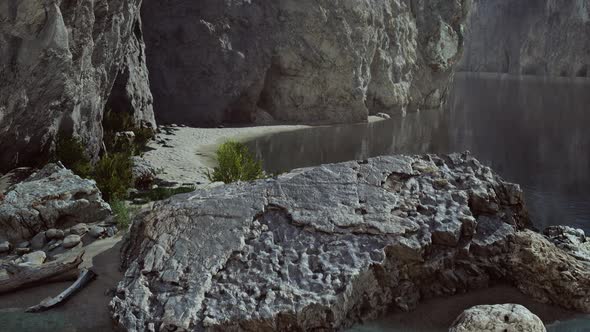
[142,117,389,185]
[142,124,310,184]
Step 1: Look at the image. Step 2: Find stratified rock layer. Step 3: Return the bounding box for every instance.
[0,0,154,172]
[111,153,590,332]
[0,163,111,242]
[142,0,471,126]
[449,304,546,332]
[460,0,590,77]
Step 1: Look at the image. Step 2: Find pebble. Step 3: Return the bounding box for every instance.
[62,235,81,249]
[46,228,65,240]
[69,223,88,236]
[31,231,46,249]
[21,251,46,265]
[89,225,105,238]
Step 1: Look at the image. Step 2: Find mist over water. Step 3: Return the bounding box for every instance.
[248,73,590,233]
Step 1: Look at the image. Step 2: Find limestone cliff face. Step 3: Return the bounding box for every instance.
[142,0,471,126]
[0,0,155,172]
[460,0,590,77]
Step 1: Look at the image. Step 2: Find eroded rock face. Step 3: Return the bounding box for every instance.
[0,163,111,243]
[142,0,471,126]
[460,0,590,77]
[0,0,154,172]
[449,304,546,332]
[112,153,588,331]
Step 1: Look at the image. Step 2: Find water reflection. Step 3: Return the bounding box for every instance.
[247,73,590,233]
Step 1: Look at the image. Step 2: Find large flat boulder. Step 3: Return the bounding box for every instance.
[110,153,589,331]
[0,163,111,243]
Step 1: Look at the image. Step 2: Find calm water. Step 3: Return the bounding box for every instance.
[248,73,590,233]
[247,73,590,331]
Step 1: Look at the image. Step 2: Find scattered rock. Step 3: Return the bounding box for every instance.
[376,112,391,119]
[30,232,46,250]
[62,235,81,249]
[89,226,106,239]
[68,224,89,236]
[106,226,118,238]
[46,229,65,240]
[0,241,10,253]
[449,304,546,332]
[19,251,47,266]
[131,157,157,190]
[0,164,111,242]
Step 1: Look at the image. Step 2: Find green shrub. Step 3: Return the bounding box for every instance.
[206,141,265,183]
[110,199,135,230]
[93,152,133,201]
[103,110,154,155]
[55,135,93,178]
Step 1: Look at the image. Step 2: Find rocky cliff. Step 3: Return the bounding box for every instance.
[142,0,471,126]
[460,0,590,77]
[0,0,155,172]
[110,153,590,331]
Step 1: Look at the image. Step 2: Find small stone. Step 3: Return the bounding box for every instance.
[89,225,105,238]
[0,241,10,253]
[69,223,88,236]
[62,235,81,249]
[46,228,65,240]
[375,112,391,119]
[20,251,46,266]
[31,232,46,250]
[106,226,118,237]
[17,241,30,249]
[449,304,546,332]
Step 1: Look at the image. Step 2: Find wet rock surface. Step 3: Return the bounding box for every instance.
[449,304,546,332]
[142,0,470,126]
[110,153,590,331]
[0,163,111,242]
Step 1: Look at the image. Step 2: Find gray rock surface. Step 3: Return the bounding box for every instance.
[449,304,546,332]
[0,0,153,172]
[30,231,46,250]
[0,241,10,253]
[142,0,471,126]
[460,0,590,77]
[0,163,111,242]
[68,223,89,236]
[46,228,65,240]
[89,225,106,239]
[131,156,157,189]
[544,225,590,262]
[18,250,47,266]
[62,234,81,249]
[111,153,590,331]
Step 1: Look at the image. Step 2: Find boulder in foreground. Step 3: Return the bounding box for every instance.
[111,153,590,331]
[449,304,546,332]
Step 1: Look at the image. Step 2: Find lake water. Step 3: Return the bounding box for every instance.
[246,73,590,330]
[248,73,590,233]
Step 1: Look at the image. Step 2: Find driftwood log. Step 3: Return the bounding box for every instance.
[0,251,84,294]
[26,268,97,313]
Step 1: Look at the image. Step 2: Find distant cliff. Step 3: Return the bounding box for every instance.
[142,0,471,126]
[460,0,590,77]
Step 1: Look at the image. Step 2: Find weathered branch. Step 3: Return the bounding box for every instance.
[0,251,84,294]
[26,268,97,313]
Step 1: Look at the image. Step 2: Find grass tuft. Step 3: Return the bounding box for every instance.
[110,199,136,230]
[206,141,265,183]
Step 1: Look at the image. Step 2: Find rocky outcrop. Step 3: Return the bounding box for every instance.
[142,0,471,126]
[449,304,546,332]
[460,0,590,77]
[0,0,154,172]
[0,163,111,243]
[110,153,590,331]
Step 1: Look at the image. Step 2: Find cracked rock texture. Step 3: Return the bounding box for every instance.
[0,163,111,243]
[142,0,471,126]
[0,0,154,172]
[449,304,546,332]
[460,0,590,77]
[111,153,590,331]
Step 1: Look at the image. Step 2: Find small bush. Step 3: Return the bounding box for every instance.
[103,110,154,155]
[206,141,265,183]
[55,135,93,178]
[110,199,135,230]
[94,152,133,201]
